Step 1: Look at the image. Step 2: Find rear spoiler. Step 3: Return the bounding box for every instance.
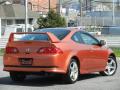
[9,32,60,43]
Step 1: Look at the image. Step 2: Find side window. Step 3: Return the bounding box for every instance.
[71,32,83,43]
[80,33,99,45]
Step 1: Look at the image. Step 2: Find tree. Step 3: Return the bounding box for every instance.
[37,10,66,29]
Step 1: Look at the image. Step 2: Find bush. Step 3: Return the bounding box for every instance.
[37,10,66,29]
[0,49,4,56]
[111,48,120,57]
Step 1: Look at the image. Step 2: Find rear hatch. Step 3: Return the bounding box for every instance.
[5,32,61,55]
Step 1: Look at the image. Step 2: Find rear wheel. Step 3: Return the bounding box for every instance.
[100,56,117,76]
[64,59,79,84]
[10,72,26,82]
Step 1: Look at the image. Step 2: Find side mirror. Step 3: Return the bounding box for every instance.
[99,40,106,46]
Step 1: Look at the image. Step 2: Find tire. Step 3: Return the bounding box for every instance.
[64,59,79,84]
[10,72,26,82]
[100,56,117,76]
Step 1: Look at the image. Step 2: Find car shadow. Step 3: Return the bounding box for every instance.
[0,73,101,87]
[79,73,101,81]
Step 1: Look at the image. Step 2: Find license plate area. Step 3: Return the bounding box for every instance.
[19,58,33,66]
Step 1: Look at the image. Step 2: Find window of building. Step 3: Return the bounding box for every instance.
[15,20,25,24]
[16,28,23,32]
[7,20,13,25]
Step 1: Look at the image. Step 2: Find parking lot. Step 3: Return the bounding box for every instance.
[0,56,120,90]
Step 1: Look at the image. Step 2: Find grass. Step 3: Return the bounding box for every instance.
[0,49,4,56]
[111,48,120,58]
[0,48,120,57]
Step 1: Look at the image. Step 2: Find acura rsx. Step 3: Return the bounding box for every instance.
[3,28,117,84]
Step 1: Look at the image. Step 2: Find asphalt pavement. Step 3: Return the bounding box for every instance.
[0,56,120,90]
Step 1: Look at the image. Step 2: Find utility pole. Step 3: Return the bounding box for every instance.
[25,0,28,32]
[79,0,83,26]
[49,0,50,12]
[58,0,62,15]
[38,0,39,12]
[112,0,115,25]
[79,0,83,17]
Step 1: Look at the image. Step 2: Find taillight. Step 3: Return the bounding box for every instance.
[37,47,63,54]
[5,47,19,54]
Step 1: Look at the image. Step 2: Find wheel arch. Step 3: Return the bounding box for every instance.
[109,53,116,60]
[65,55,80,73]
[71,56,80,69]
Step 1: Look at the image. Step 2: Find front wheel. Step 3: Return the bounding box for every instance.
[10,72,26,82]
[100,56,117,76]
[64,59,79,84]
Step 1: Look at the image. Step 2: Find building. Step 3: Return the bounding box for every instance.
[0,0,24,4]
[75,0,120,27]
[0,2,39,38]
[5,0,58,14]
[28,0,58,14]
[90,0,120,11]
[82,0,92,11]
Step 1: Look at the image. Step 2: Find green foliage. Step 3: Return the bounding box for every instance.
[0,49,4,56]
[37,10,66,28]
[111,48,120,57]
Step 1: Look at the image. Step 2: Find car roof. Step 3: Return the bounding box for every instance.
[35,27,84,32]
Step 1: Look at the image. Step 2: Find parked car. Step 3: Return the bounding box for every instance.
[3,28,117,84]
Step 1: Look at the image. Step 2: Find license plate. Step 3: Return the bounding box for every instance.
[19,58,33,65]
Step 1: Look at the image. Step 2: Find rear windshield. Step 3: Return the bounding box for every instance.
[19,34,49,41]
[18,28,70,41]
[36,28,70,40]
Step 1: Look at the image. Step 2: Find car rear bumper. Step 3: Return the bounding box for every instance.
[3,54,68,74]
[3,66,66,74]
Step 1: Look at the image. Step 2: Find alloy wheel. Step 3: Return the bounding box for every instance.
[104,57,117,76]
[69,61,79,82]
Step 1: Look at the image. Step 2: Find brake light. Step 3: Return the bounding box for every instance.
[37,47,63,54]
[5,47,19,54]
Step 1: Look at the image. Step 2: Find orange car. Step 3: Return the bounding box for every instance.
[3,28,117,84]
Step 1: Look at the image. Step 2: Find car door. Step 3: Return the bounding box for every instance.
[71,32,95,72]
[80,32,107,71]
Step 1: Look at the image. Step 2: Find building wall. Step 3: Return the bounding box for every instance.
[0,18,1,38]
[12,0,21,4]
[91,0,120,11]
[0,18,36,37]
[6,0,57,13]
[83,0,91,11]
[28,0,57,13]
